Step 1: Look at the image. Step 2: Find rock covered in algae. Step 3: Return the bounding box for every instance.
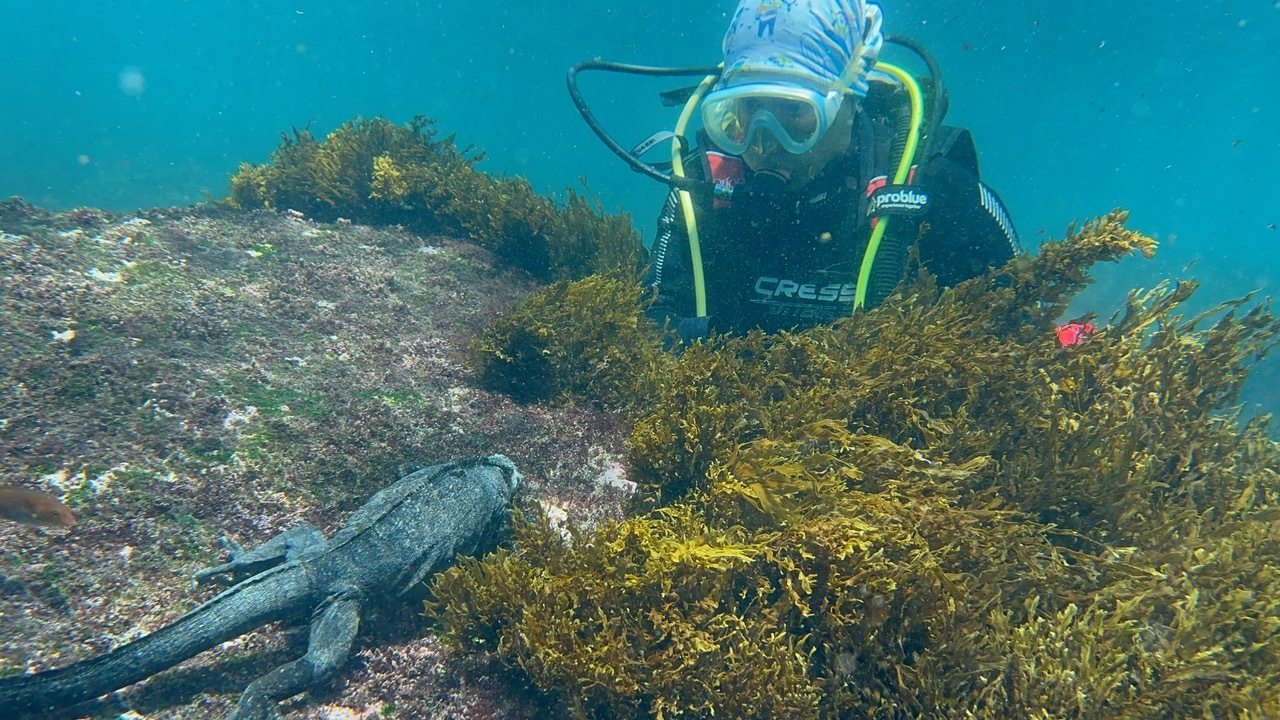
[430,210,1280,719]
[0,197,640,718]
[227,115,644,283]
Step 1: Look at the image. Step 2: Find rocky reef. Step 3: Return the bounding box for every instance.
[4,113,1280,720]
[0,196,635,718]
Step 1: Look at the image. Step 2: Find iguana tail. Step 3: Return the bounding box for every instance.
[0,563,319,714]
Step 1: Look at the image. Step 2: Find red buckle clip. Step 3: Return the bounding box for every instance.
[1055,322,1095,347]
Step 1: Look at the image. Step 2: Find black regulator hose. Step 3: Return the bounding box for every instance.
[884,35,946,162]
[566,60,721,193]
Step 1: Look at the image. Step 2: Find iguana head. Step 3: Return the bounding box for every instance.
[482,454,522,496]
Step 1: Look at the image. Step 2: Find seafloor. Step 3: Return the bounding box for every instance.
[0,198,633,718]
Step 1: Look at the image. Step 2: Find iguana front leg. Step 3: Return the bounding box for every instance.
[228,583,364,720]
[194,525,327,585]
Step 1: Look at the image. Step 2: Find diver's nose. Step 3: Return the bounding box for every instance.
[747,128,782,157]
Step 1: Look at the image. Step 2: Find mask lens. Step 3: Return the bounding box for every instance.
[743,97,819,143]
[702,86,831,155]
[705,96,753,150]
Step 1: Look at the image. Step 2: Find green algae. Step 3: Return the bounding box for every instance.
[428,210,1280,719]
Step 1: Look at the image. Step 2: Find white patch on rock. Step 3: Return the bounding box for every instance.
[538,500,574,542]
[117,217,151,230]
[88,268,123,282]
[446,386,471,413]
[589,448,637,495]
[40,468,74,491]
[593,460,637,495]
[315,704,381,720]
[223,405,259,430]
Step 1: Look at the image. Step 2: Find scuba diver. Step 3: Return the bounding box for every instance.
[568,0,1024,341]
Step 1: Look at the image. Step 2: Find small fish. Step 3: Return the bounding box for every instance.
[0,485,76,528]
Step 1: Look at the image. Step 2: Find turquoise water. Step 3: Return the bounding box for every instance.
[4,0,1278,416]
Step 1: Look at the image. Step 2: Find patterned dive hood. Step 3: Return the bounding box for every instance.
[719,0,884,97]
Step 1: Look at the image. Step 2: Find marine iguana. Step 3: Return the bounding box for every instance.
[0,454,522,719]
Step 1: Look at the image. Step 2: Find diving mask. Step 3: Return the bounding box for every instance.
[701,82,847,156]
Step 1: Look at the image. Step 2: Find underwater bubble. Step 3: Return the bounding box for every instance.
[77,154,90,165]
[118,66,146,98]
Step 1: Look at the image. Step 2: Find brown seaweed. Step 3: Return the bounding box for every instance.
[227,116,644,282]
[431,210,1280,719]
